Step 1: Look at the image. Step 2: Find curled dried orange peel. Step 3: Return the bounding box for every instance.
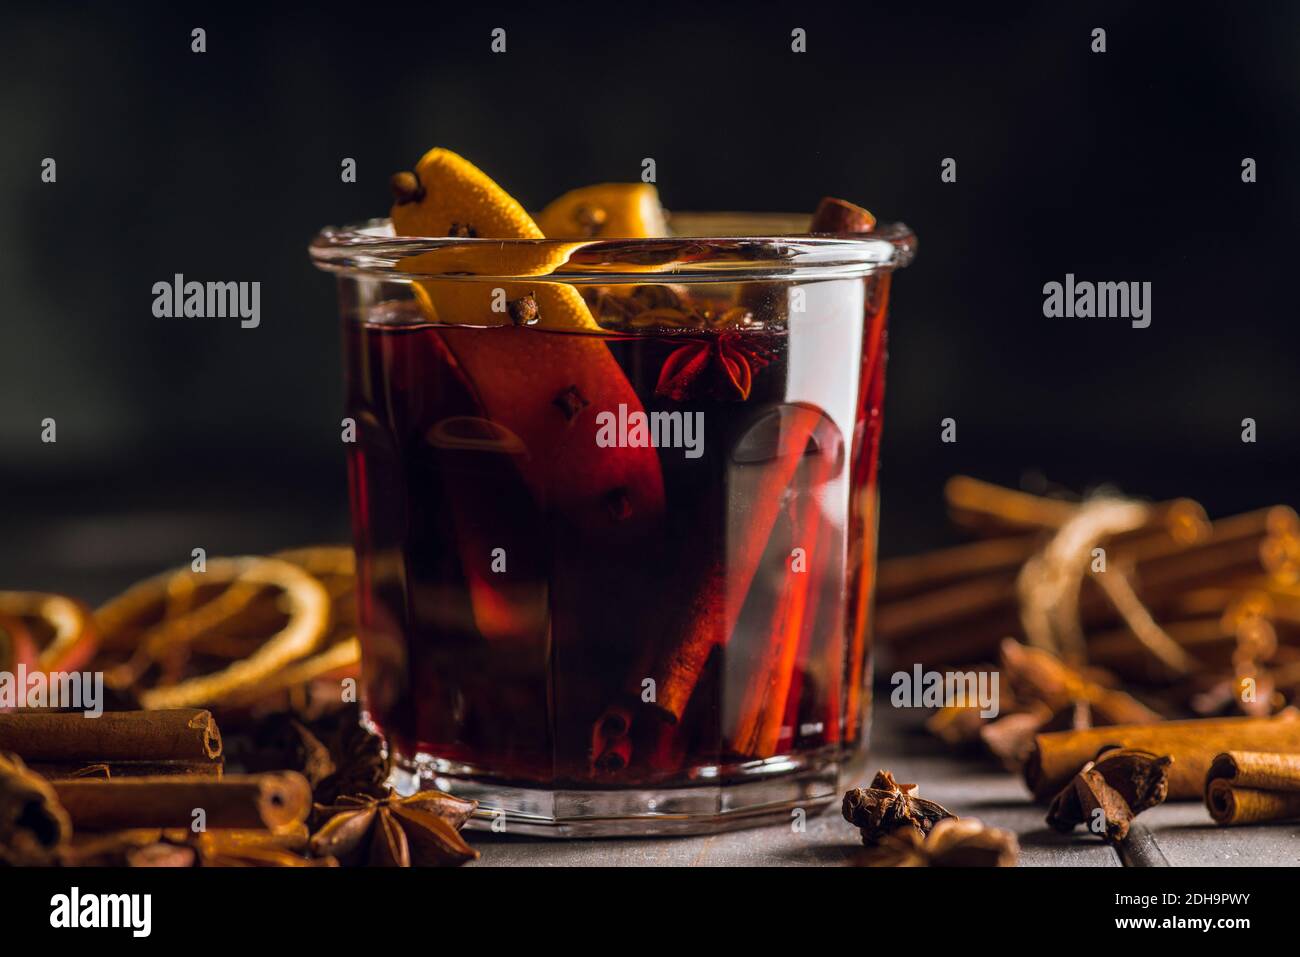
[0,591,98,672]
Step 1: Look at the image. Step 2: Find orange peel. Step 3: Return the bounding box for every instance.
[392,147,596,331]
[388,148,666,535]
[536,182,668,239]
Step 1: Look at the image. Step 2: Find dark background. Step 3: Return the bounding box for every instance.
[2,2,1298,598]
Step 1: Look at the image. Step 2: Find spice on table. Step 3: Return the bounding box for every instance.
[1205,750,1300,826]
[927,638,1159,771]
[188,828,336,867]
[1025,711,1300,800]
[0,708,223,766]
[126,842,198,868]
[1046,747,1171,844]
[310,789,479,867]
[51,772,312,832]
[875,477,1290,683]
[859,818,1018,867]
[64,824,330,867]
[842,770,954,846]
[0,751,71,865]
[306,704,391,805]
[237,712,336,790]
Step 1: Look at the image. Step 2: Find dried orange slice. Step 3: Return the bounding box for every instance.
[94,558,331,710]
[273,545,354,599]
[217,637,361,711]
[536,183,668,239]
[0,592,97,672]
[95,567,274,688]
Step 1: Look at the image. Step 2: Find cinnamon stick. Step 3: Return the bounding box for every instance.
[945,477,1210,541]
[842,278,889,743]
[1205,750,1300,825]
[1025,711,1300,800]
[52,772,310,832]
[877,534,1040,602]
[0,709,222,764]
[878,498,1223,605]
[29,759,222,779]
[877,506,1284,657]
[727,427,841,757]
[944,476,1079,532]
[608,403,826,728]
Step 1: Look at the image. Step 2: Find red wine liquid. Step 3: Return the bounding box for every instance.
[344,279,888,787]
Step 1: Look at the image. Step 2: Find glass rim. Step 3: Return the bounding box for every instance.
[308,212,916,283]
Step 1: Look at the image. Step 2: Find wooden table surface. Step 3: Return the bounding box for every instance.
[470,706,1300,867]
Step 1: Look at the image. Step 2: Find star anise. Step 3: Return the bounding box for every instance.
[655,333,771,402]
[1046,747,1171,844]
[310,790,479,867]
[841,770,954,846]
[0,751,70,866]
[242,713,337,789]
[297,703,391,806]
[859,818,1019,867]
[587,285,760,335]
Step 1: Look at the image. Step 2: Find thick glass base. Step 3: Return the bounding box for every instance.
[387,748,842,837]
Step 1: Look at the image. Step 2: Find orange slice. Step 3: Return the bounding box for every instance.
[388,148,665,535]
[536,183,668,239]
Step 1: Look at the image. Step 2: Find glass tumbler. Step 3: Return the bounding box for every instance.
[310,213,915,835]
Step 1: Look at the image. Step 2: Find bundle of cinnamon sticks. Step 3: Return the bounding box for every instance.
[880,476,1300,704]
[0,709,323,866]
[887,476,1300,829]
